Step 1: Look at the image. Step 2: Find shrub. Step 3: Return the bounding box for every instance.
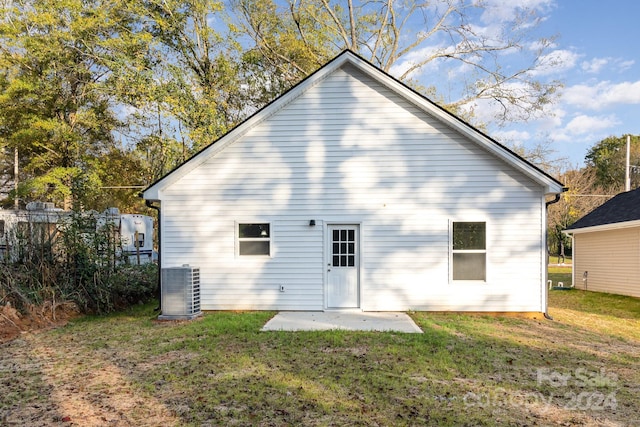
[0,211,158,314]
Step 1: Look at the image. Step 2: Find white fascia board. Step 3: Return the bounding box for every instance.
[343,54,564,195]
[563,220,640,235]
[141,188,159,201]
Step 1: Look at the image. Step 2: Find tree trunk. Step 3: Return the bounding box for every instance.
[14,146,19,209]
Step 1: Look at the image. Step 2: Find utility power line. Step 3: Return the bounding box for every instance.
[99,186,147,189]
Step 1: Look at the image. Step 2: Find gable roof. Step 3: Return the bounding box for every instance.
[565,187,640,233]
[142,50,564,200]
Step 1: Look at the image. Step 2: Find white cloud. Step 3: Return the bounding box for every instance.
[563,80,640,109]
[493,129,532,143]
[581,57,609,74]
[528,39,558,51]
[578,57,634,74]
[529,49,580,76]
[564,114,620,135]
[458,98,501,125]
[479,0,555,23]
[388,45,443,80]
[547,114,620,145]
[616,59,635,72]
[535,106,567,130]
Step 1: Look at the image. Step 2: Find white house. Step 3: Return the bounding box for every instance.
[142,50,564,314]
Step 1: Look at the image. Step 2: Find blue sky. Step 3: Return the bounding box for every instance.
[126,1,640,171]
[489,0,640,167]
[387,0,640,169]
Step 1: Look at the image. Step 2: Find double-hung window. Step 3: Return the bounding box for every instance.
[238,223,271,256]
[452,221,486,281]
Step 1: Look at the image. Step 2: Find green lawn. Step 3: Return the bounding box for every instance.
[548,255,572,265]
[2,290,639,426]
[549,265,573,288]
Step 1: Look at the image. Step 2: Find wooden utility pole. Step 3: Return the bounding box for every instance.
[626,135,631,192]
[14,147,18,209]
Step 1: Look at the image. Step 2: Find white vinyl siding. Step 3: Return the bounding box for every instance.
[158,64,547,312]
[573,227,640,298]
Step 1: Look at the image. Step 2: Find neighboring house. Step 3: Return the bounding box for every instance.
[564,188,640,298]
[142,50,564,313]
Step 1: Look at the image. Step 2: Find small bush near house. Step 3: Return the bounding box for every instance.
[0,212,158,316]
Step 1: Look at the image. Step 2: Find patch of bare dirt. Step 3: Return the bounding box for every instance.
[1,326,181,426]
[0,301,80,344]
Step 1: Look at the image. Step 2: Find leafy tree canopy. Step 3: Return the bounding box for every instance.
[1,0,566,212]
[585,134,640,191]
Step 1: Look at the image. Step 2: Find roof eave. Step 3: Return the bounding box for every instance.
[564,219,640,234]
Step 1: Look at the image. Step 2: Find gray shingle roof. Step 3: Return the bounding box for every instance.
[566,187,640,230]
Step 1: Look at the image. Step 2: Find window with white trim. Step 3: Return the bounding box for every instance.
[452,221,486,281]
[238,223,271,256]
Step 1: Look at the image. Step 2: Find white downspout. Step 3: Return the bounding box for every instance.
[544,190,566,320]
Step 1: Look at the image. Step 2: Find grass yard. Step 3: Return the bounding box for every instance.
[549,265,573,289]
[548,255,572,265]
[2,290,639,426]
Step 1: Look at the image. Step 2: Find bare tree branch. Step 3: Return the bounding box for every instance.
[319,0,352,49]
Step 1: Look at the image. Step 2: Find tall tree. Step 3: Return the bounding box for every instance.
[0,0,149,209]
[132,0,246,155]
[233,0,560,123]
[546,167,617,257]
[585,134,640,191]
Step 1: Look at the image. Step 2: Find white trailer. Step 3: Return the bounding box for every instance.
[0,205,155,265]
[119,214,155,264]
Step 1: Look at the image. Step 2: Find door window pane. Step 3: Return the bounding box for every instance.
[332,227,356,268]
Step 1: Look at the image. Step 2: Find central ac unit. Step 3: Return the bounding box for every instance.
[159,265,201,320]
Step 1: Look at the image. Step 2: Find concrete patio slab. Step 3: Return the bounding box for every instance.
[261,311,423,333]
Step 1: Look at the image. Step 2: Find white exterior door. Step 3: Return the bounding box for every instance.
[327,225,360,308]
